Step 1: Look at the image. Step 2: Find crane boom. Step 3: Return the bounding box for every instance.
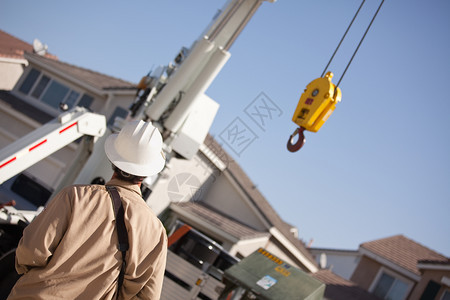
[130,0,276,159]
[0,107,106,185]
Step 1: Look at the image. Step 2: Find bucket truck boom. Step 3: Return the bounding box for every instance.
[0,107,106,185]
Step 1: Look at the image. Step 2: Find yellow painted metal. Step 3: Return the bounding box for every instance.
[291,72,342,132]
[136,76,148,90]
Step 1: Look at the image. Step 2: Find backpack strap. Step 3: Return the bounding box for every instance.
[106,186,129,299]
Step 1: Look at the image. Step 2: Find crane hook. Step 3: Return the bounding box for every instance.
[287,127,305,152]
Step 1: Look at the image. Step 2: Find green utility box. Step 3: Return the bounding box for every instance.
[220,248,325,300]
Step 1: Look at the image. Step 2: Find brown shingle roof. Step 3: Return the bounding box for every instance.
[204,134,318,267]
[24,52,136,91]
[360,235,449,276]
[0,29,135,91]
[0,29,57,60]
[172,202,269,240]
[312,269,382,300]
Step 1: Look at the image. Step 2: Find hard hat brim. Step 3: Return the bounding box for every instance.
[104,133,165,177]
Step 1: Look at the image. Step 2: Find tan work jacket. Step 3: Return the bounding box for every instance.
[8,178,167,300]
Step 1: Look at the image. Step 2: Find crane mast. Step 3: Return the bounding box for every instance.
[130,0,275,159]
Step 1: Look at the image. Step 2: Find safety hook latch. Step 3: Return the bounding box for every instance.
[287,127,306,152]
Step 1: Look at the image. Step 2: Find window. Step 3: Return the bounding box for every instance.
[18,68,40,94]
[108,106,128,126]
[372,271,410,300]
[41,81,69,108]
[442,290,450,300]
[64,90,81,108]
[420,280,441,300]
[31,75,50,98]
[77,94,94,109]
[18,68,94,112]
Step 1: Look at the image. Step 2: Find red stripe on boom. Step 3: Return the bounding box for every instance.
[59,121,78,134]
[29,139,47,151]
[0,157,16,169]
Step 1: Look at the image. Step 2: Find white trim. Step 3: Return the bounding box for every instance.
[360,247,421,281]
[269,227,318,273]
[0,56,28,65]
[229,235,270,256]
[417,263,450,271]
[369,266,414,300]
[223,170,272,229]
[199,143,227,171]
[235,235,270,246]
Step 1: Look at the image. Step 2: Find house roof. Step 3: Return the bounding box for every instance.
[2,29,317,269]
[25,52,136,91]
[360,235,449,276]
[171,201,270,240]
[312,269,381,300]
[204,134,318,267]
[0,29,57,60]
[0,29,136,92]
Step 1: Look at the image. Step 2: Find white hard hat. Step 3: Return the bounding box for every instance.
[104,120,165,177]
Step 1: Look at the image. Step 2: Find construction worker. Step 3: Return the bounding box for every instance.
[8,120,167,299]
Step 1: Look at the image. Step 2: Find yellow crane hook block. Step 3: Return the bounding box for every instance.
[287,72,342,152]
[292,71,341,132]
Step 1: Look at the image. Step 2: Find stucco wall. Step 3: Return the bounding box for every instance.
[204,172,266,231]
[409,269,450,300]
[350,256,382,290]
[0,59,26,90]
[147,152,218,215]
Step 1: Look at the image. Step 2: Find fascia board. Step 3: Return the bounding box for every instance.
[417,263,450,271]
[0,56,28,65]
[270,227,318,273]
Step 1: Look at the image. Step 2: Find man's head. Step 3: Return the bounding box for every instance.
[104,120,166,181]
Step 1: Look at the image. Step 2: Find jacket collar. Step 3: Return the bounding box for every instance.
[105,178,142,197]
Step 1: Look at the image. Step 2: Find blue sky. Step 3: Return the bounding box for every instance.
[2,0,449,257]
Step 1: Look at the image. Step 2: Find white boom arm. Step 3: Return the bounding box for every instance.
[130,0,275,159]
[0,107,106,185]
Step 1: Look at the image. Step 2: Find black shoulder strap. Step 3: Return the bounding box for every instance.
[106,186,129,299]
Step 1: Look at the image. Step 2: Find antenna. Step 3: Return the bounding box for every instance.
[33,39,48,56]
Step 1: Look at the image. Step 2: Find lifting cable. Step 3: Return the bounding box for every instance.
[287,0,385,152]
[322,0,385,88]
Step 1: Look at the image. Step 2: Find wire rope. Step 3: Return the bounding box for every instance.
[321,0,366,78]
[336,0,385,87]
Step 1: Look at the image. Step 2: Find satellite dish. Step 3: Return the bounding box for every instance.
[33,39,48,56]
[319,253,327,269]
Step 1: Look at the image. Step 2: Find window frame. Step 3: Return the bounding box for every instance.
[16,67,95,115]
[441,289,450,300]
[369,267,414,300]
